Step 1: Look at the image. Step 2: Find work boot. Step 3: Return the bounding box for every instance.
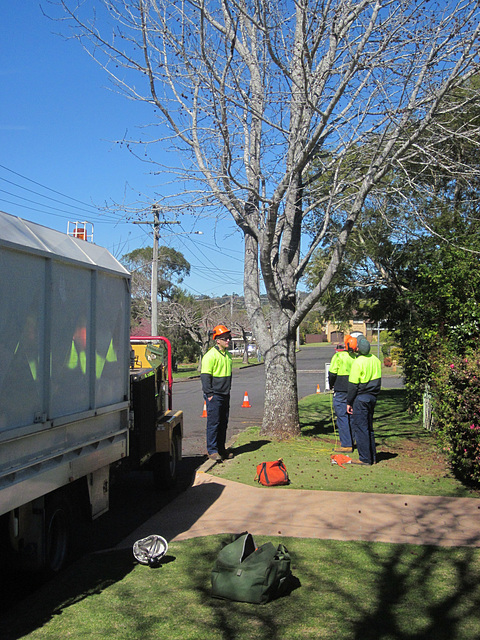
[208,452,223,462]
[221,450,234,460]
[334,446,353,453]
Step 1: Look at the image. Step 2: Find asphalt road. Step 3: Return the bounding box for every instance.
[177,343,402,456]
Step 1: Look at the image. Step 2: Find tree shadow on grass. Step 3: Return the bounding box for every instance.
[3,529,480,639]
[350,543,480,640]
[189,534,480,640]
[299,415,333,437]
[296,538,480,640]
[0,549,137,640]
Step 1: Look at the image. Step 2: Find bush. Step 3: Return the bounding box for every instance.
[431,348,480,486]
[379,330,396,358]
[389,346,404,365]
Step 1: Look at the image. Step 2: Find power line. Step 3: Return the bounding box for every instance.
[0,163,125,224]
[0,163,105,211]
[0,188,115,220]
[0,196,125,225]
[0,197,85,222]
[0,175,102,216]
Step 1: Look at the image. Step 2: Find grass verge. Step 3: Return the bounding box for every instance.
[209,389,479,498]
[3,536,480,640]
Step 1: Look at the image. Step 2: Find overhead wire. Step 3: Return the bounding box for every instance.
[0,163,124,224]
[0,163,106,211]
[127,220,235,294]
[0,163,245,295]
[0,196,87,222]
[174,234,243,288]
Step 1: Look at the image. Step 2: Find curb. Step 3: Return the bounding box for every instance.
[196,434,240,474]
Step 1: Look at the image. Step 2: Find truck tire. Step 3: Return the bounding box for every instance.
[153,431,181,489]
[44,493,71,574]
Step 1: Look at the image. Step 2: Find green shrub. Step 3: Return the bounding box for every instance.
[389,346,404,365]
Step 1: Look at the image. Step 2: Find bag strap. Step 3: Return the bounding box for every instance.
[277,461,289,481]
[254,461,268,483]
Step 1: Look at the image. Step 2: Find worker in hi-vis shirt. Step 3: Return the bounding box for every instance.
[328,335,358,453]
[201,325,234,462]
[347,337,381,466]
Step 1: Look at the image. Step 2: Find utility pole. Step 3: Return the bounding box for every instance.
[151,205,160,335]
[133,205,179,335]
[373,325,383,359]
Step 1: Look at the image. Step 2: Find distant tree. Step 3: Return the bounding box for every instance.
[121,246,190,329]
[58,1,480,438]
[158,324,200,371]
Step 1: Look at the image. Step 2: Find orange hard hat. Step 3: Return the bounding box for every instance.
[212,324,231,340]
[344,335,357,352]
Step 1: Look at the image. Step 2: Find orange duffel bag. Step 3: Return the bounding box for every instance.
[255,459,289,486]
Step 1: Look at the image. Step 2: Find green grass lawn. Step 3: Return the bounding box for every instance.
[3,388,480,639]
[209,389,479,498]
[5,536,480,640]
[3,536,480,640]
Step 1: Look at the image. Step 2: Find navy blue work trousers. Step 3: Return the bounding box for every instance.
[350,393,377,464]
[333,391,353,448]
[205,392,230,455]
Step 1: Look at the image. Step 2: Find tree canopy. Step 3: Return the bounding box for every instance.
[122,245,190,328]
[307,76,480,408]
[57,0,480,437]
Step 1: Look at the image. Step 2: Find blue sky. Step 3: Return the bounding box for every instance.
[0,2,245,297]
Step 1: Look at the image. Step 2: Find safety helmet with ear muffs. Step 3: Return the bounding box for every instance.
[357,337,371,355]
[344,335,357,352]
[133,534,168,567]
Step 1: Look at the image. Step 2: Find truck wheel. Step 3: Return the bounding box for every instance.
[44,493,71,574]
[153,432,181,489]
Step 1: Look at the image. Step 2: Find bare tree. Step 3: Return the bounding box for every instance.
[55,0,480,438]
[230,308,254,364]
[158,295,230,369]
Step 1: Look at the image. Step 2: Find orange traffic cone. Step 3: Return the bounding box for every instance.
[201,401,207,417]
[241,391,251,408]
[316,384,321,394]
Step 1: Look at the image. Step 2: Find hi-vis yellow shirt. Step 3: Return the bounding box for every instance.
[201,346,233,396]
[328,350,356,392]
[346,353,382,404]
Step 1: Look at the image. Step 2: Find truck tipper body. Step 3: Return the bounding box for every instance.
[0,211,182,572]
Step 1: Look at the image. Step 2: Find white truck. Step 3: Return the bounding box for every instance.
[0,211,183,573]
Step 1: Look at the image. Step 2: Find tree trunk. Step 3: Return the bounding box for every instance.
[261,335,300,439]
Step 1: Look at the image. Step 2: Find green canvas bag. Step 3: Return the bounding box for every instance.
[211,532,292,604]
